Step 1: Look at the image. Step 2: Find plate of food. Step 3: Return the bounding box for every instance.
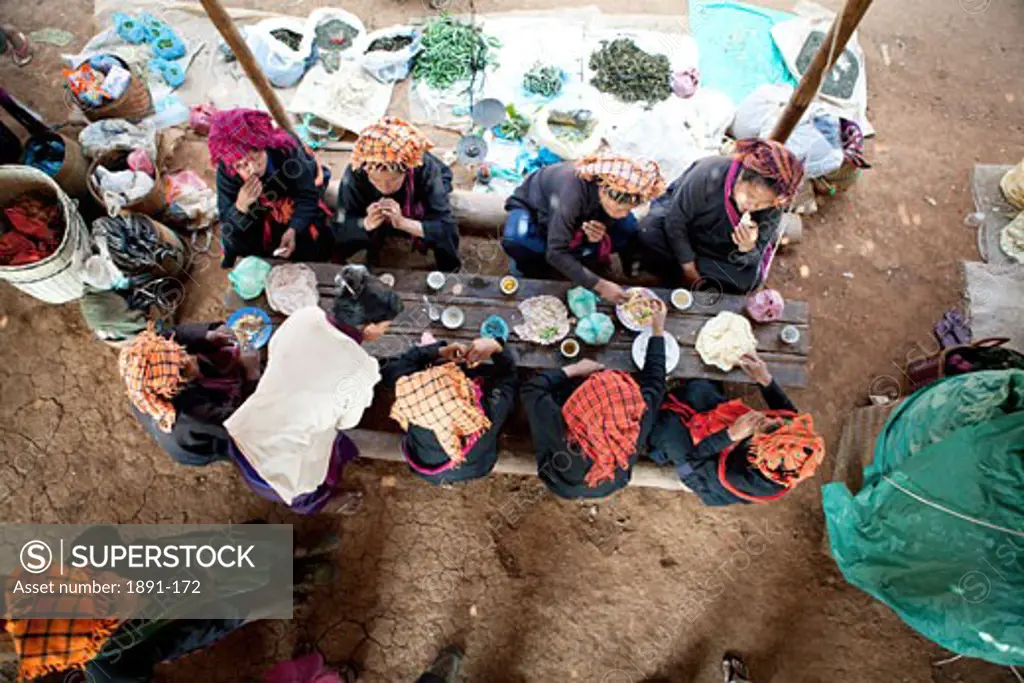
[227,306,272,349]
[695,311,757,371]
[513,295,571,345]
[616,287,662,331]
[632,331,680,374]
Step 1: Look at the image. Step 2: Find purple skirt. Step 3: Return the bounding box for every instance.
[228,432,359,515]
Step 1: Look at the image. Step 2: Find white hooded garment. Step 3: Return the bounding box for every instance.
[224,306,380,504]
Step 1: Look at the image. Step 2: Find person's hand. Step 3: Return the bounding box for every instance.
[240,347,262,381]
[738,352,772,387]
[235,176,262,214]
[439,343,469,363]
[466,338,502,366]
[581,220,607,243]
[205,324,236,347]
[564,359,605,378]
[727,410,765,442]
[681,262,700,286]
[276,228,297,259]
[594,279,628,304]
[364,203,387,232]
[650,298,668,335]
[732,218,759,253]
[379,200,408,232]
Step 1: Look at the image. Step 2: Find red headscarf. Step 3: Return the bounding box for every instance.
[562,370,647,488]
[207,108,297,173]
[733,138,805,205]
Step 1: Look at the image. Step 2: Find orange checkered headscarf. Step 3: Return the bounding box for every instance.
[575,155,667,203]
[5,567,122,680]
[118,325,187,433]
[390,363,491,464]
[733,138,805,205]
[350,117,433,172]
[562,370,646,488]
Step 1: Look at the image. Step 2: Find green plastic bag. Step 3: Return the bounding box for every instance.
[575,312,614,346]
[823,370,1024,665]
[229,256,272,299]
[567,286,598,318]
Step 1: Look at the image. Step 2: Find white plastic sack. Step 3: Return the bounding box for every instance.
[79,119,157,160]
[732,84,843,179]
[302,8,366,71]
[531,106,603,161]
[359,26,421,84]
[246,17,314,88]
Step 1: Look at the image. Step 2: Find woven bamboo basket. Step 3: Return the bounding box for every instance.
[78,59,153,122]
[88,148,166,217]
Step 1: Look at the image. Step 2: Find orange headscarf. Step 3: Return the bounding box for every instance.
[575,155,667,202]
[118,325,187,432]
[350,116,433,171]
[562,370,647,487]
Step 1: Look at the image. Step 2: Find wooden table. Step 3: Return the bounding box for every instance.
[230,265,811,387]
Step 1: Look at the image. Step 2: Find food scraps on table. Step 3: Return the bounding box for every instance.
[514,295,571,345]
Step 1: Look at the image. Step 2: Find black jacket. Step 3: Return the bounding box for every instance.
[648,380,794,506]
[646,156,780,268]
[505,161,616,289]
[132,323,256,467]
[521,336,667,499]
[215,143,326,265]
[335,152,457,251]
[380,342,518,485]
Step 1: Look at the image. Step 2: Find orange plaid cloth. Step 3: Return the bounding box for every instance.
[669,398,825,488]
[575,155,666,202]
[562,370,646,488]
[390,363,491,464]
[350,117,433,171]
[4,568,122,681]
[118,324,186,433]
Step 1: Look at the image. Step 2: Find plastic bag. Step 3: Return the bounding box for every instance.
[164,170,217,231]
[189,104,217,135]
[79,119,157,160]
[244,18,315,88]
[126,148,154,176]
[302,8,366,72]
[359,26,421,84]
[531,106,603,161]
[230,256,273,299]
[566,286,598,318]
[575,312,614,346]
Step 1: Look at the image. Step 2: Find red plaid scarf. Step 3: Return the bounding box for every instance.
[562,370,646,487]
[733,138,805,205]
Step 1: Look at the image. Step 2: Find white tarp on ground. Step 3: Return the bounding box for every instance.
[963,260,1024,354]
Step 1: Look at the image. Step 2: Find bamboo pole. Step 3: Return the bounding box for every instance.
[197,0,297,136]
[769,0,875,143]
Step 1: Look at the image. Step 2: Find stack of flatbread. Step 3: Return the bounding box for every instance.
[514,295,571,345]
[695,311,758,371]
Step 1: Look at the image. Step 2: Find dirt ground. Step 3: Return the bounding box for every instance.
[1,0,1023,681]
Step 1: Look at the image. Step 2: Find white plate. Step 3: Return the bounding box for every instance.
[616,287,660,332]
[632,332,680,375]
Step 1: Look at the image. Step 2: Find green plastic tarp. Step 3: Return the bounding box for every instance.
[823,370,1024,665]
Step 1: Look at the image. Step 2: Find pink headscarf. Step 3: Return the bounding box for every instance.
[208,108,297,173]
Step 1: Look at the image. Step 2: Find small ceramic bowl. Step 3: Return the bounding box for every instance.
[780,325,801,345]
[441,306,465,330]
[500,275,519,295]
[560,338,581,359]
[670,288,693,311]
[378,273,395,288]
[427,271,445,291]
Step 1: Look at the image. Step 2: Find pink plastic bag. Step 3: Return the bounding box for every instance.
[126,148,155,177]
[671,68,700,99]
[189,103,218,136]
[164,170,217,230]
[745,288,785,323]
[263,653,343,683]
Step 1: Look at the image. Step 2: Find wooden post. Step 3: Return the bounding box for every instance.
[769,0,874,143]
[197,0,296,136]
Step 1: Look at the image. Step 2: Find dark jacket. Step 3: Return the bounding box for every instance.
[380,342,518,485]
[505,162,615,288]
[335,152,458,254]
[521,336,667,499]
[132,323,256,467]
[648,379,794,506]
[646,156,780,268]
[215,143,326,265]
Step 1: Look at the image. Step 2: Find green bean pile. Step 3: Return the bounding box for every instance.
[523,63,563,98]
[589,38,671,104]
[412,15,500,90]
[495,105,530,141]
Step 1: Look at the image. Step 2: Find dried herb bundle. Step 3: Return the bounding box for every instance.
[367,34,415,53]
[589,38,671,104]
